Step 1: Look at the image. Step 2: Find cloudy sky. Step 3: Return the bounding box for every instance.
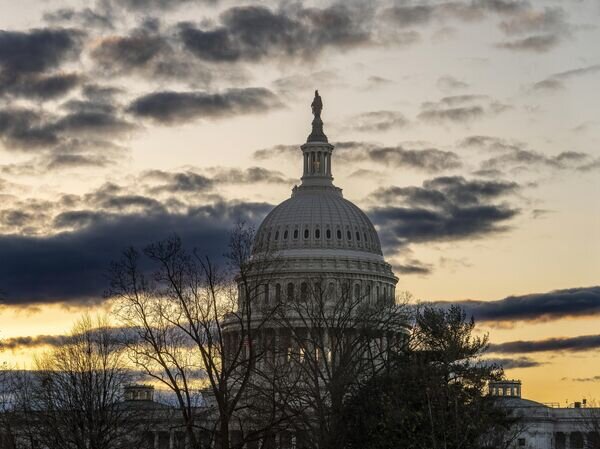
[0,0,599,403]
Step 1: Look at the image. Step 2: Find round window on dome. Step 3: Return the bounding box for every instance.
[315,229,320,239]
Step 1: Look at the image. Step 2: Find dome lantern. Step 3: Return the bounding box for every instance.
[300,90,335,189]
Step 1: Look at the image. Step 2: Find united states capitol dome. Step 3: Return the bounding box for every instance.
[254,91,383,259]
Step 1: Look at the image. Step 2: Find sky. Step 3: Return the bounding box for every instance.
[0,0,598,404]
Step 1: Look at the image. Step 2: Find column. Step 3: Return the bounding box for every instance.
[327,153,331,176]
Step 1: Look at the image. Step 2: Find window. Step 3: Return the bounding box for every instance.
[518,439,526,447]
[274,231,279,240]
[304,229,309,239]
[293,229,299,239]
[356,231,360,241]
[287,283,294,301]
[284,230,288,240]
[264,284,270,304]
[336,229,342,239]
[300,282,308,301]
[275,283,281,302]
[326,229,331,239]
[354,284,360,300]
[315,229,320,239]
[363,232,367,241]
[347,230,352,240]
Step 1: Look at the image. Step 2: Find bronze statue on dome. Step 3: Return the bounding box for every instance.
[311,90,323,119]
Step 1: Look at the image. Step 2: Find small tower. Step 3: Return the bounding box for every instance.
[299,90,336,189]
[489,379,521,398]
[124,384,155,402]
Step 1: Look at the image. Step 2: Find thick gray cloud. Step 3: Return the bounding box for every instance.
[484,357,544,369]
[179,4,373,63]
[431,286,600,324]
[489,334,600,354]
[0,200,272,305]
[0,28,82,74]
[394,260,432,275]
[0,28,84,101]
[128,88,281,123]
[369,176,519,249]
[461,135,599,173]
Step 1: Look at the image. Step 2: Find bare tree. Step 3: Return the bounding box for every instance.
[108,225,289,449]
[272,277,408,449]
[1,314,144,449]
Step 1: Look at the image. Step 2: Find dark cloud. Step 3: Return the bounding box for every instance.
[382,0,530,29]
[569,376,600,383]
[394,259,433,275]
[461,135,598,173]
[481,148,596,172]
[0,334,71,350]
[336,142,463,173]
[0,200,272,305]
[52,111,135,136]
[484,357,544,369]
[497,34,560,52]
[253,144,298,160]
[460,135,523,152]
[0,28,83,74]
[143,170,215,193]
[208,167,293,185]
[349,111,409,132]
[369,176,519,249]
[0,108,59,150]
[44,153,114,170]
[127,88,281,124]
[0,72,82,100]
[91,33,167,72]
[419,95,509,124]
[179,4,372,63]
[489,334,600,354]
[432,286,600,324]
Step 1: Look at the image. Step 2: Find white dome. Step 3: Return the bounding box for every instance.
[255,186,382,256]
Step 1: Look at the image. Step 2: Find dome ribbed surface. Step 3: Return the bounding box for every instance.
[254,189,382,255]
